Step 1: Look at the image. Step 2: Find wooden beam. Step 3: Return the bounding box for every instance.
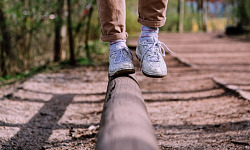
[96,75,159,150]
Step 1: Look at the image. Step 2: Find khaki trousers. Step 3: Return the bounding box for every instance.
[97,0,168,42]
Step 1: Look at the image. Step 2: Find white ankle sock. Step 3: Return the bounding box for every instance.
[109,39,127,51]
[140,25,159,38]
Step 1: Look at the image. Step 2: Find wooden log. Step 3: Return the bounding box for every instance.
[96,75,159,150]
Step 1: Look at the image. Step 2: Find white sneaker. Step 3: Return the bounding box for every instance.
[136,36,172,78]
[109,46,135,77]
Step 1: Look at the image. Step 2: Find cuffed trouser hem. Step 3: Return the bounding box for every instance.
[101,32,128,42]
[138,18,166,28]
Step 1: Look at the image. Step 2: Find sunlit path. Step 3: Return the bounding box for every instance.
[0,33,250,149]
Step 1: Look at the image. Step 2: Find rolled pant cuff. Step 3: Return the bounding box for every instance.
[101,32,128,42]
[138,18,166,28]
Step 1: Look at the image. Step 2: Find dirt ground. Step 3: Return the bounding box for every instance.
[0,33,250,150]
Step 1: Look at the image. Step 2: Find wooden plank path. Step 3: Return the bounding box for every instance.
[0,33,250,149]
[159,33,250,100]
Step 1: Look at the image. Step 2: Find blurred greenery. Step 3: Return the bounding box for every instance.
[238,0,250,26]
[0,63,53,85]
[126,0,141,37]
[0,0,109,81]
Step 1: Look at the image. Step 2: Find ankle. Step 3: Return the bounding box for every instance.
[140,25,159,38]
[110,39,127,52]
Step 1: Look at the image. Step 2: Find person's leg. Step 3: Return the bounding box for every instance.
[97,0,127,42]
[138,0,168,28]
[136,0,172,78]
[97,0,134,76]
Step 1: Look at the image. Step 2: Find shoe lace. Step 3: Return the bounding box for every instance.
[110,47,133,63]
[139,39,173,69]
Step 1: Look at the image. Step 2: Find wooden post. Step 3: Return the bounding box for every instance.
[96,75,159,150]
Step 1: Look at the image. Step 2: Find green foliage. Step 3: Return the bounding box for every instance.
[238,0,250,26]
[161,1,179,32]
[87,40,109,55]
[77,57,93,65]
[80,40,109,65]
[0,0,104,78]
[126,0,141,36]
[88,5,102,40]
[0,63,52,85]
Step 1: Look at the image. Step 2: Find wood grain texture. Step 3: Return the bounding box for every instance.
[96,75,159,150]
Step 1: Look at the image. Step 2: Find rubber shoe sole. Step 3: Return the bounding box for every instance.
[142,70,166,78]
[109,68,135,77]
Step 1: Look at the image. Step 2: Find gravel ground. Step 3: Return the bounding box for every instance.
[0,33,250,150]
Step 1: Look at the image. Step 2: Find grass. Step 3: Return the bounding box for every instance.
[0,60,89,86]
[0,63,53,86]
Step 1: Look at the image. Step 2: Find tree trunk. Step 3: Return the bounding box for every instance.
[202,0,208,31]
[25,0,33,66]
[178,0,185,33]
[54,0,65,62]
[67,0,76,65]
[85,4,94,61]
[0,2,11,76]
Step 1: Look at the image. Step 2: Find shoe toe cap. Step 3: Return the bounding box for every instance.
[142,61,167,76]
